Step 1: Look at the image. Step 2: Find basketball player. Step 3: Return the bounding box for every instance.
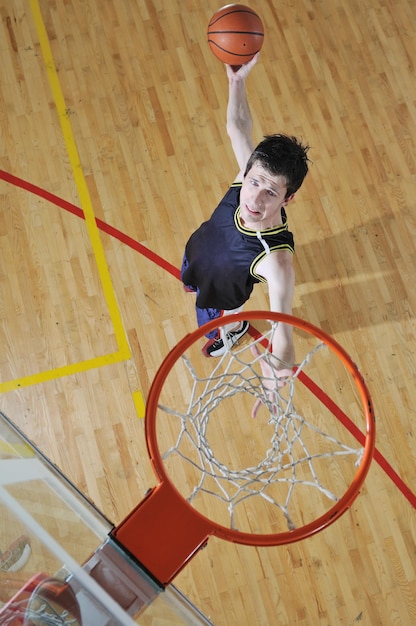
[181,54,310,400]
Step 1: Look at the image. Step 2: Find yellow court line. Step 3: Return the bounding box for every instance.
[132,390,146,419]
[0,441,34,458]
[8,1,146,415]
[29,0,130,360]
[0,353,126,394]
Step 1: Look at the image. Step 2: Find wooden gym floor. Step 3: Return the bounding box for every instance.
[0,0,415,624]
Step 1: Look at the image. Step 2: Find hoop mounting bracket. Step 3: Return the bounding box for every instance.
[111,481,213,585]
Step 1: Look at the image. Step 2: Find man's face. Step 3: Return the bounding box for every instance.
[239,162,293,229]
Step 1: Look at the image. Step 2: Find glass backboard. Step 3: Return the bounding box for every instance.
[0,411,212,625]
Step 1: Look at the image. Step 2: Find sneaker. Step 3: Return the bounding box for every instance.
[0,535,31,572]
[202,321,249,357]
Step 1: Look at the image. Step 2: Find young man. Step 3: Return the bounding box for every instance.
[181,55,310,378]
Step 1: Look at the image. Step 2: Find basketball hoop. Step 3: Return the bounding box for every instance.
[112,311,375,585]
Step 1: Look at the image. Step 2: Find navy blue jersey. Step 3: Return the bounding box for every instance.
[182,183,295,310]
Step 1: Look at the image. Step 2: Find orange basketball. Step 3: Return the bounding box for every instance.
[207,4,264,68]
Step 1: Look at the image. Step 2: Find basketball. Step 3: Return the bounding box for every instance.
[207,4,264,68]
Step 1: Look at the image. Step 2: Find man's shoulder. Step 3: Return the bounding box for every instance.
[215,182,242,210]
[256,249,294,279]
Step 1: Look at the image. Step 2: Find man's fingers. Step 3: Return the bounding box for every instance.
[250,343,261,358]
[250,349,293,416]
[251,398,262,419]
[276,367,293,387]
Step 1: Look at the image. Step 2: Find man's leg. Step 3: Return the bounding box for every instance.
[201,307,249,357]
[222,307,244,332]
[196,305,223,339]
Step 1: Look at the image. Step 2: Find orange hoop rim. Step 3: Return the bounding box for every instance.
[145,311,376,547]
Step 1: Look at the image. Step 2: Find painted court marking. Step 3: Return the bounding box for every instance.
[0,5,414,504]
[2,167,414,508]
[0,0,145,416]
[29,0,130,357]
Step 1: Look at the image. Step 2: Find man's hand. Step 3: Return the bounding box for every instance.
[225,52,260,81]
[250,344,293,419]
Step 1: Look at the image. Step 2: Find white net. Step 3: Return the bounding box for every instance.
[153,316,369,536]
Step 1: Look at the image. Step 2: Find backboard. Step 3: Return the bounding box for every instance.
[0,410,212,625]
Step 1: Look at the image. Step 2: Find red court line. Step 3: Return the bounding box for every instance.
[248,323,416,509]
[299,371,416,509]
[0,169,180,280]
[2,168,415,509]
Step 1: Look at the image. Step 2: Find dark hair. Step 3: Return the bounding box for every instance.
[244,134,311,198]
